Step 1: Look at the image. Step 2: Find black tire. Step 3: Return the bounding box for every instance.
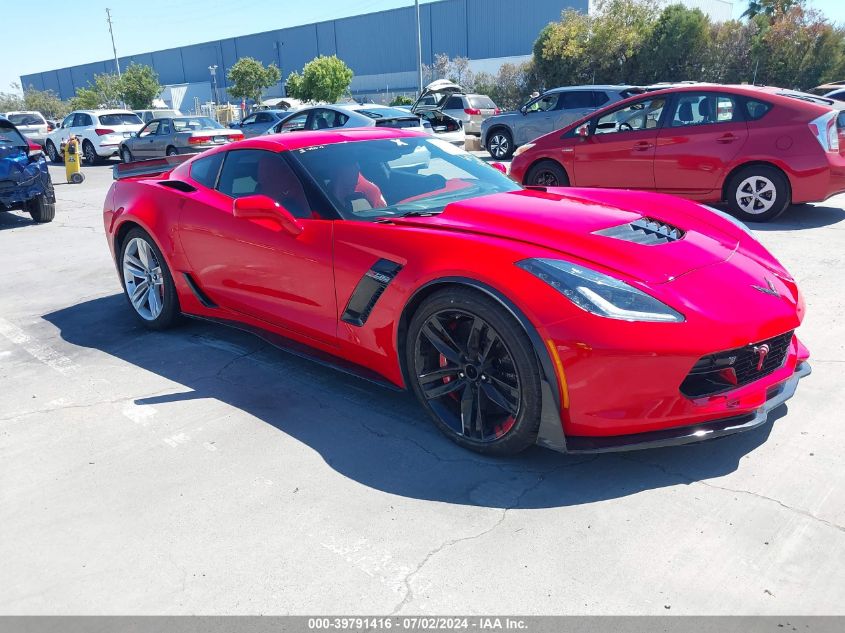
[406,288,542,456]
[725,165,790,222]
[525,160,569,187]
[82,140,99,165]
[120,146,133,163]
[486,128,514,160]
[45,140,62,163]
[27,194,55,223]
[166,146,178,156]
[118,227,181,330]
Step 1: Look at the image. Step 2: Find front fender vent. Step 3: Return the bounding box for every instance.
[341,259,403,327]
[595,217,685,245]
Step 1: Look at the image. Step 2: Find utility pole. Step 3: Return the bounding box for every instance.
[106,8,121,78]
[209,65,219,120]
[415,0,423,95]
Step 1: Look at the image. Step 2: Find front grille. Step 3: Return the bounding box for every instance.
[595,217,685,245]
[680,331,793,398]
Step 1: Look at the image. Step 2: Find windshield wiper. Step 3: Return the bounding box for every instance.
[398,210,443,217]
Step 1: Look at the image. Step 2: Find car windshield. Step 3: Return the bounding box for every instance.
[290,137,520,220]
[0,124,27,148]
[98,113,143,126]
[173,117,224,131]
[7,113,44,126]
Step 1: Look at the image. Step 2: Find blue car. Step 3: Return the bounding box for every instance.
[0,116,55,223]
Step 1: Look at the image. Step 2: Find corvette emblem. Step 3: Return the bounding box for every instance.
[752,344,770,371]
[752,278,780,297]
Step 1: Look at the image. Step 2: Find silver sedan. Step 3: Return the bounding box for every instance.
[119,116,244,162]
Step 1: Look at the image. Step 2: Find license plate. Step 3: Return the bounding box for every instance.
[214,136,226,143]
[480,110,494,115]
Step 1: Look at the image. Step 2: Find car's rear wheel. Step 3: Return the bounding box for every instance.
[82,140,98,165]
[166,146,178,156]
[119,228,181,330]
[45,140,62,163]
[28,193,55,223]
[487,129,514,160]
[726,165,790,222]
[526,160,569,187]
[121,146,133,163]
[406,288,542,456]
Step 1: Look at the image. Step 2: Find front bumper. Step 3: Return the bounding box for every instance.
[564,361,811,453]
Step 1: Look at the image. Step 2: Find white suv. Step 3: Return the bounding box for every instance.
[4,111,50,145]
[44,109,144,164]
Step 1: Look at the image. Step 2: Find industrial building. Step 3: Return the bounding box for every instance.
[20,0,734,112]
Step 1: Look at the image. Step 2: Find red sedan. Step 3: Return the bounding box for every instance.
[103,128,809,455]
[510,85,845,222]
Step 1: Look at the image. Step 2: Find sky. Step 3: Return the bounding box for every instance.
[2,0,845,96]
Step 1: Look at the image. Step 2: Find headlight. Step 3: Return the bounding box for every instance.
[517,258,684,322]
[513,143,535,158]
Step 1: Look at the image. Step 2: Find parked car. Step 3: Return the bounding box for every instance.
[481,85,643,159]
[0,116,55,223]
[510,84,845,222]
[824,88,845,102]
[229,109,292,138]
[412,80,499,136]
[134,108,182,124]
[265,104,429,135]
[413,107,466,146]
[103,128,809,455]
[4,111,51,146]
[45,109,144,165]
[812,80,845,96]
[119,116,244,161]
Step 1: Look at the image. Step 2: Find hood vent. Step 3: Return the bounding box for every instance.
[595,217,685,245]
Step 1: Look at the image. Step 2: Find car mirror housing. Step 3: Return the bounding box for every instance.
[520,106,527,116]
[233,195,303,236]
[490,162,507,174]
[576,124,591,139]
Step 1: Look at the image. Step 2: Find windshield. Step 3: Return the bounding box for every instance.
[8,113,45,126]
[98,113,143,126]
[0,124,28,148]
[173,117,224,131]
[290,137,520,220]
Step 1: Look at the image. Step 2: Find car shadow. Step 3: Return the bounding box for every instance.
[43,294,782,509]
[0,210,36,230]
[748,202,845,231]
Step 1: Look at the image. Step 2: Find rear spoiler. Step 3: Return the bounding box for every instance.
[112,154,192,180]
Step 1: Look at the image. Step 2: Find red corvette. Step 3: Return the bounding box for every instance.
[103,128,810,455]
[510,85,845,222]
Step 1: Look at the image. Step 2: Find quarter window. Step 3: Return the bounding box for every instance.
[189,153,224,189]
[745,99,772,120]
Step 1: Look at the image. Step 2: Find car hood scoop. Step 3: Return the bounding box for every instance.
[391,188,739,284]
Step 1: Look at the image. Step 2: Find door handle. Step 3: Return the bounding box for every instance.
[717,134,739,144]
[633,141,653,151]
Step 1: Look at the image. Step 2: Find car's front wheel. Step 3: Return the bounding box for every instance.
[406,288,542,455]
[45,140,62,163]
[726,165,790,222]
[120,146,133,163]
[526,160,569,187]
[119,228,181,330]
[487,129,514,160]
[166,146,179,156]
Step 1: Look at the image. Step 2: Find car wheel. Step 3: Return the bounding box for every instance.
[121,146,133,163]
[526,160,569,187]
[487,129,514,160]
[119,228,181,330]
[406,288,542,456]
[82,140,98,165]
[45,140,62,163]
[166,146,178,156]
[27,193,56,223]
[726,166,790,222]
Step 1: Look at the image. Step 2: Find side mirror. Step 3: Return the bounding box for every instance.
[233,195,303,236]
[490,162,508,174]
[576,124,591,139]
[520,106,527,116]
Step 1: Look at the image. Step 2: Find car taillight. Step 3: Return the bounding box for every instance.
[27,141,43,158]
[464,108,481,115]
[494,108,501,114]
[188,136,212,144]
[229,133,244,141]
[809,112,839,152]
[95,128,115,136]
[47,122,55,131]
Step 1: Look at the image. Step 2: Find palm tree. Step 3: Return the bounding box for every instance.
[742,0,802,19]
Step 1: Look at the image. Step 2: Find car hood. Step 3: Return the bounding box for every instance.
[390,188,742,284]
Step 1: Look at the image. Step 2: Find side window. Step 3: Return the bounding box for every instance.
[216,150,313,218]
[745,99,772,121]
[445,96,464,110]
[526,94,558,113]
[241,114,256,125]
[592,91,610,107]
[559,91,594,110]
[280,113,308,132]
[308,109,348,130]
[595,97,666,134]
[80,113,93,127]
[62,114,75,128]
[670,93,739,127]
[255,112,272,123]
[158,120,172,135]
[138,122,159,137]
[190,153,224,189]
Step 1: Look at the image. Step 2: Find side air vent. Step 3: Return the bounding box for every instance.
[158,180,197,193]
[341,259,403,326]
[595,217,685,245]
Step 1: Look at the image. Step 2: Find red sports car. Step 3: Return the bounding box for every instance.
[103,128,810,455]
[509,85,845,222]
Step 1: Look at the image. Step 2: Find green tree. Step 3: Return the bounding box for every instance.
[390,95,414,106]
[635,5,711,84]
[119,63,162,109]
[23,86,70,119]
[286,56,353,103]
[227,57,282,106]
[702,20,759,84]
[0,86,24,112]
[69,72,122,110]
[743,0,803,20]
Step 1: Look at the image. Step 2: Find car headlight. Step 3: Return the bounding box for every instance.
[512,143,535,158]
[517,258,684,322]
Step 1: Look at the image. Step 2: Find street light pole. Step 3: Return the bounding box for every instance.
[209,65,219,119]
[415,0,423,95]
[106,8,121,78]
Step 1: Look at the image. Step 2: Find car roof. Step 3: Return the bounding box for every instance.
[5,110,44,115]
[73,109,138,115]
[547,85,636,93]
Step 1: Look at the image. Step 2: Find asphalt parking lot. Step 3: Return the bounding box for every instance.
[1,159,844,615]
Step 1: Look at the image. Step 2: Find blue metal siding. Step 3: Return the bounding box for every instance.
[316,22,337,57]
[430,0,468,60]
[279,25,320,79]
[334,8,417,75]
